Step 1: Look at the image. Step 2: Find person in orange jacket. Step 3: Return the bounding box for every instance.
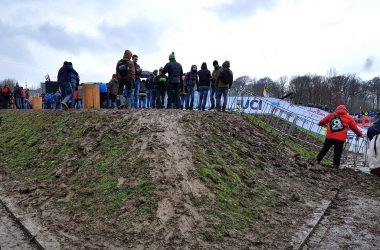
[317,105,363,168]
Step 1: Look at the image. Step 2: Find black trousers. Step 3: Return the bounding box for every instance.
[166,82,180,109]
[317,138,344,166]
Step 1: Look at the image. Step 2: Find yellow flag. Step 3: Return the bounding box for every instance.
[263,83,268,97]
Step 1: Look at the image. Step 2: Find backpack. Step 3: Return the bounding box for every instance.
[117,59,130,79]
[330,115,344,132]
[159,76,167,84]
[219,68,233,85]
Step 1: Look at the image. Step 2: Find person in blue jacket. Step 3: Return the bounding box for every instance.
[95,82,108,108]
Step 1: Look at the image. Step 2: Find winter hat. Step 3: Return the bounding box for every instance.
[213,60,218,66]
[336,105,348,111]
[169,52,175,60]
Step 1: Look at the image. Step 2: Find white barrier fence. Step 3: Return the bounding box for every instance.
[227,95,368,169]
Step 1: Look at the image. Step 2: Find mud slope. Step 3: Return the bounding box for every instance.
[0,110,379,249]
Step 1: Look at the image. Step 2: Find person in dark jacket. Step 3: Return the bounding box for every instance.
[317,105,363,168]
[139,79,147,108]
[146,70,158,108]
[180,74,187,109]
[13,82,21,109]
[116,49,135,109]
[367,111,380,141]
[210,60,220,110]
[197,62,211,111]
[132,54,143,108]
[57,61,79,109]
[216,61,233,112]
[107,74,119,109]
[153,67,168,108]
[185,65,198,110]
[162,52,183,109]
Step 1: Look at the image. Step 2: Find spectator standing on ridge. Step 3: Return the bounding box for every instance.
[1,84,11,108]
[74,87,79,109]
[13,82,21,109]
[139,79,147,108]
[25,88,30,109]
[21,87,26,109]
[57,61,79,110]
[179,74,187,109]
[70,67,80,106]
[210,60,220,110]
[53,90,61,110]
[107,74,119,109]
[316,105,363,168]
[162,52,183,109]
[146,70,157,108]
[216,61,233,112]
[185,65,198,110]
[132,54,143,108]
[116,50,135,109]
[197,62,211,111]
[77,84,83,109]
[153,67,168,108]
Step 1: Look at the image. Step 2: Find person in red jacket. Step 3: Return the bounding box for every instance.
[317,104,363,168]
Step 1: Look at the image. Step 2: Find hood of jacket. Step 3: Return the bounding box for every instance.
[335,109,348,116]
[201,62,207,70]
[123,50,132,60]
[63,61,73,69]
[222,61,230,69]
[190,65,197,73]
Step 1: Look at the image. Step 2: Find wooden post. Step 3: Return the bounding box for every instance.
[32,97,43,110]
[83,84,100,109]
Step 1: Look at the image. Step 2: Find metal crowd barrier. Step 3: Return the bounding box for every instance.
[229,93,368,169]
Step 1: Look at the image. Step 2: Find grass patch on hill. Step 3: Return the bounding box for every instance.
[185,114,284,241]
[0,110,157,227]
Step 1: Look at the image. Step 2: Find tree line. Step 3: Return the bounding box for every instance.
[230,70,380,113]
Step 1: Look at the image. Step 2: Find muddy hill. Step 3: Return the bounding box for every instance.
[0,110,379,249]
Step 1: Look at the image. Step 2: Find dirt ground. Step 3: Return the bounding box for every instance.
[0,201,37,250]
[0,109,379,249]
[304,172,380,249]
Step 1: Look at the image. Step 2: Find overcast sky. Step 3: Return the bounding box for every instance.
[1,0,380,88]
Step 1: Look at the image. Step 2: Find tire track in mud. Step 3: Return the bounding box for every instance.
[0,199,40,250]
[293,185,380,250]
[291,189,340,250]
[128,110,214,249]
